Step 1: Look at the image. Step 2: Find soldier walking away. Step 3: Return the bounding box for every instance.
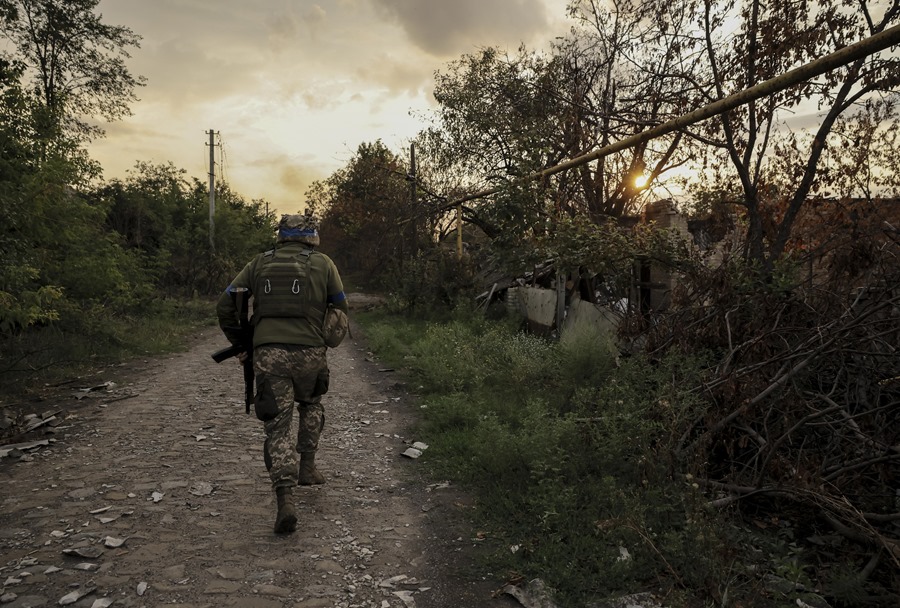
[216,213,349,534]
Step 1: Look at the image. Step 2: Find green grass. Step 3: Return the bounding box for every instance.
[0,296,216,401]
[359,306,892,607]
[356,306,738,606]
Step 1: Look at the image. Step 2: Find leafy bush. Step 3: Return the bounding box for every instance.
[385,247,478,315]
[359,310,738,606]
[0,296,215,398]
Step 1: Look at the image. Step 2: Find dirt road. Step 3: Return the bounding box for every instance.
[0,312,518,608]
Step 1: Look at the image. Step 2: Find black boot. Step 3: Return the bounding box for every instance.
[273,486,297,534]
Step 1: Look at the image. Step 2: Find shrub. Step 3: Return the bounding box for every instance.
[360,311,737,606]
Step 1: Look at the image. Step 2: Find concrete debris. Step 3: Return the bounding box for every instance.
[136,582,148,596]
[24,414,58,433]
[795,595,832,608]
[401,441,428,459]
[378,574,408,588]
[392,590,417,608]
[62,547,103,559]
[188,482,213,496]
[59,586,96,605]
[102,536,127,548]
[588,592,667,608]
[0,439,51,459]
[502,578,560,608]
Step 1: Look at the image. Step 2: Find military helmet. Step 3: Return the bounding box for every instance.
[276,212,320,246]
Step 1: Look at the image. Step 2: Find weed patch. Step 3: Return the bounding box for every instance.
[0,297,216,401]
[358,309,740,606]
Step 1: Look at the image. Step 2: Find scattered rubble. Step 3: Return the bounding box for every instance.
[0,328,512,607]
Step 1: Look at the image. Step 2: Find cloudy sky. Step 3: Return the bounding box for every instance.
[88,0,572,214]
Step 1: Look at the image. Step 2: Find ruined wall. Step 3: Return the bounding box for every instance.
[507,286,619,342]
[639,200,690,312]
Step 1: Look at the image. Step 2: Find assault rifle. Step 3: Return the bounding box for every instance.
[211,288,254,414]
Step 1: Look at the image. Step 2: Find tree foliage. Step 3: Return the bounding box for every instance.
[307,140,422,285]
[0,0,145,148]
[97,163,276,297]
[423,31,690,242]
[0,1,278,386]
[669,0,900,267]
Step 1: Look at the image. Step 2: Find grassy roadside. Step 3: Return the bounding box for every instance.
[354,306,862,608]
[354,306,718,606]
[0,297,217,404]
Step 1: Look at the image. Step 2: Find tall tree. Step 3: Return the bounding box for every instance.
[0,0,144,150]
[424,8,694,251]
[560,0,695,218]
[308,141,412,282]
[0,55,60,333]
[667,0,900,267]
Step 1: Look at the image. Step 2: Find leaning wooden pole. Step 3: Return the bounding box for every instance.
[431,23,900,215]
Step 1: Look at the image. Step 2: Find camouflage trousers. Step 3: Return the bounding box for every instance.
[253,344,328,489]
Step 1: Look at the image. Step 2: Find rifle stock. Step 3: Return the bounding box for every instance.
[211,344,245,363]
[211,341,254,414]
[215,285,255,414]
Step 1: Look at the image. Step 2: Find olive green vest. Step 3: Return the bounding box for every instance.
[252,247,313,320]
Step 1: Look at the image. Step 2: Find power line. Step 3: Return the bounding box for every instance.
[423,22,900,219]
[218,132,228,185]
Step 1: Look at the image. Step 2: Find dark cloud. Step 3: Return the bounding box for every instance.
[371,0,551,56]
[90,0,565,211]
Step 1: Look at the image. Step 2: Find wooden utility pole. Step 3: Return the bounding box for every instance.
[456,204,462,260]
[206,129,217,250]
[408,143,417,254]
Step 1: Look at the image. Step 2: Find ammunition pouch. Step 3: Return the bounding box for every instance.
[313,366,330,397]
[254,375,279,422]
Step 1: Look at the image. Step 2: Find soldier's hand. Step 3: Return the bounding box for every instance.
[237,351,249,364]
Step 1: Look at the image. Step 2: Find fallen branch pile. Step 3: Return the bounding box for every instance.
[639,250,900,582]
